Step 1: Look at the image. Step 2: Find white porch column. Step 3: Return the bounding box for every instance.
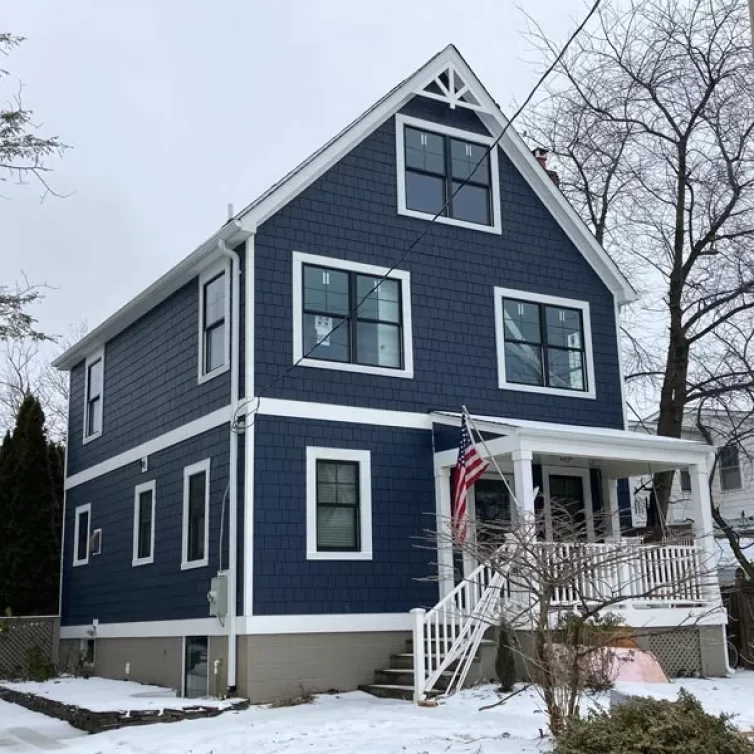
[689,463,719,603]
[435,466,454,599]
[512,450,535,530]
[601,476,621,541]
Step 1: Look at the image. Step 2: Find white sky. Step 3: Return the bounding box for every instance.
[2,0,591,339]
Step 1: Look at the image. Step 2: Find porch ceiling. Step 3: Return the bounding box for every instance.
[432,412,714,475]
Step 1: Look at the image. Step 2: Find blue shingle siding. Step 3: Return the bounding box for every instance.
[67,243,246,476]
[61,426,231,625]
[254,95,624,428]
[253,416,438,615]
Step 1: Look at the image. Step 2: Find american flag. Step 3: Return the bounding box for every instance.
[452,414,488,542]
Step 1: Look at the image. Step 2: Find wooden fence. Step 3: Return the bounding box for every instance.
[722,581,754,668]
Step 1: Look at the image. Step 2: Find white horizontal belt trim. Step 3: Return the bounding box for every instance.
[258,398,432,429]
[60,613,413,640]
[64,406,232,489]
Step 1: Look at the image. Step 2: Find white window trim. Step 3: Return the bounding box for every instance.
[73,503,92,567]
[132,480,156,567]
[493,286,597,400]
[306,447,373,561]
[197,260,231,385]
[291,251,414,379]
[181,458,211,570]
[82,348,105,444]
[395,113,502,235]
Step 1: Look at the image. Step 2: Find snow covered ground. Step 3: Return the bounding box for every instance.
[2,674,754,753]
[0,676,244,712]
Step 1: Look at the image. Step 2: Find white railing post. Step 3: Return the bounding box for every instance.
[411,608,427,703]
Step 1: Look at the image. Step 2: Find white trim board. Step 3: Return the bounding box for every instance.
[291,251,414,379]
[395,113,502,235]
[65,406,231,490]
[59,613,414,640]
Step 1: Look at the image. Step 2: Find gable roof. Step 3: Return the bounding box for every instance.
[54,44,635,371]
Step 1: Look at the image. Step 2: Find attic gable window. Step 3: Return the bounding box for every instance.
[198,261,230,384]
[396,114,501,234]
[494,287,596,400]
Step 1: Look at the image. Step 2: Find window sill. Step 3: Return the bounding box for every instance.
[132,556,154,568]
[197,361,230,385]
[181,558,209,571]
[298,357,414,380]
[498,380,596,400]
[82,431,102,445]
[397,206,501,235]
[72,558,89,568]
[307,550,373,561]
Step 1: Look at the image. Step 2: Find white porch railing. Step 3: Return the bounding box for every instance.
[410,540,711,702]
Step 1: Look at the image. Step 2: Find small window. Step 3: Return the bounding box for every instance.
[83,350,104,442]
[720,445,742,492]
[292,252,414,379]
[306,448,372,560]
[679,469,692,493]
[494,287,596,399]
[198,264,230,383]
[73,504,91,567]
[133,480,156,566]
[396,114,501,234]
[182,459,210,569]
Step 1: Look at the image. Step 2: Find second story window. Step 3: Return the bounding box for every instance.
[198,263,230,383]
[292,252,414,379]
[720,445,742,491]
[396,114,501,234]
[494,287,596,399]
[83,349,104,443]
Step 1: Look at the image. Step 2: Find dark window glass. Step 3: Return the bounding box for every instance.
[203,273,226,374]
[137,490,153,560]
[720,445,742,491]
[187,472,206,562]
[302,265,404,369]
[86,358,103,436]
[316,460,360,551]
[76,509,89,562]
[502,298,587,392]
[679,469,692,493]
[404,126,492,226]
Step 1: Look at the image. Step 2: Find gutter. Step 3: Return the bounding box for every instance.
[217,238,241,693]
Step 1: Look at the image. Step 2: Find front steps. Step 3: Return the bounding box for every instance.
[359,637,496,701]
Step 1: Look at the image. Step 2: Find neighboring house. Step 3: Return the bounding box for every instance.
[53,46,728,702]
[630,412,754,530]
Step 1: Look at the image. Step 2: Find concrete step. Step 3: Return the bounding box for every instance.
[374,668,455,690]
[358,683,415,701]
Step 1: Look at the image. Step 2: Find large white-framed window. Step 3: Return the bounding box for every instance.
[82,349,104,443]
[73,503,92,567]
[306,447,373,561]
[292,251,414,379]
[719,444,743,492]
[198,261,231,384]
[182,459,210,570]
[493,287,596,399]
[132,480,156,567]
[395,113,501,235]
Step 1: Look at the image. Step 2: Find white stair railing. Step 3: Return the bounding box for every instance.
[411,551,513,702]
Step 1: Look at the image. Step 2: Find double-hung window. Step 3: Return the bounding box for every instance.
[292,252,414,378]
[306,448,372,560]
[720,445,742,492]
[198,263,230,383]
[83,350,104,442]
[73,503,91,567]
[182,459,210,569]
[396,114,501,233]
[679,469,692,494]
[133,480,156,567]
[494,288,595,398]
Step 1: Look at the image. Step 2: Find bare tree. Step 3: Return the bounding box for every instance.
[523,0,754,525]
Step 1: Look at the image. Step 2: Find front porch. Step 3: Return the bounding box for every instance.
[431,412,723,624]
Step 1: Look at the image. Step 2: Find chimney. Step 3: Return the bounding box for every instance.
[532,147,560,188]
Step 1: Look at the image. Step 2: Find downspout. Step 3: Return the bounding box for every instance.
[218,238,240,693]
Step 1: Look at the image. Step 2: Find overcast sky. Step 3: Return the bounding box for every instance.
[2,0,591,342]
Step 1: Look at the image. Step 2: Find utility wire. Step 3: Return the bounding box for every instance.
[237,0,604,429]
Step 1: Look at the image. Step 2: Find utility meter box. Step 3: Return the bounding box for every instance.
[208,575,228,618]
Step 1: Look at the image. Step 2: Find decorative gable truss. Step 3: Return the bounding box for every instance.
[416,64,486,112]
